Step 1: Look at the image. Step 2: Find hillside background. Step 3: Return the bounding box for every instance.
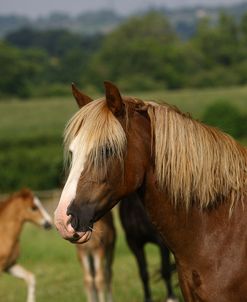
[0,1,247,191]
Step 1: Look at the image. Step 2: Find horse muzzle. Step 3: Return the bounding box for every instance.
[66,201,95,232]
[43,220,53,230]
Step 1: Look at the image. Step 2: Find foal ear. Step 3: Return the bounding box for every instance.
[71,83,93,108]
[104,81,124,116]
[19,188,33,199]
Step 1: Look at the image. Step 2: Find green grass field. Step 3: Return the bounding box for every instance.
[1,85,247,142]
[0,85,247,301]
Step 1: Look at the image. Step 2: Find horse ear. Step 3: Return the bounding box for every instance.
[104,81,124,116]
[71,83,93,108]
[19,188,32,199]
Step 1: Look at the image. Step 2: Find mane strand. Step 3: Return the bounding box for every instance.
[147,103,247,210]
[64,99,127,179]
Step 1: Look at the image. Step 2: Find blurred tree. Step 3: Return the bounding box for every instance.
[6,28,81,57]
[194,13,240,66]
[2,11,247,95]
[5,28,104,87]
[0,42,48,97]
[203,101,247,139]
[240,12,247,42]
[5,28,103,57]
[88,12,183,90]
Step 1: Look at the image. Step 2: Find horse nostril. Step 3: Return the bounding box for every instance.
[67,212,79,230]
[43,221,52,230]
[67,203,95,232]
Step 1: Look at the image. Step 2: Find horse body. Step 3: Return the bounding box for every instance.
[0,199,23,271]
[143,170,247,301]
[0,189,52,302]
[76,211,116,302]
[55,82,247,302]
[119,193,177,302]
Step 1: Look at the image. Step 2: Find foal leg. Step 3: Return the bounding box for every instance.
[128,241,152,302]
[94,249,106,302]
[158,243,178,302]
[7,264,36,302]
[105,247,114,302]
[79,253,97,302]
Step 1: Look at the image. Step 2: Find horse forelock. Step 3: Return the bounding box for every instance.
[64,98,127,180]
[147,104,247,211]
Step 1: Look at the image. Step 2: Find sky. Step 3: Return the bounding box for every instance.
[0,0,246,18]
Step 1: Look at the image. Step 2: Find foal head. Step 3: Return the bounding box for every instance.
[54,82,151,243]
[16,189,52,229]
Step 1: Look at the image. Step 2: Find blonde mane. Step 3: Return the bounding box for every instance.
[64,99,127,178]
[64,97,247,211]
[147,103,247,211]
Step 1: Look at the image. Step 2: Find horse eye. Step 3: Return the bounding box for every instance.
[31,205,38,211]
[102,147,113,158]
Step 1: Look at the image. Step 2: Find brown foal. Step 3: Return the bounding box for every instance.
[55,83,247,302]
[0,189,52,302]
[76,211,116,302]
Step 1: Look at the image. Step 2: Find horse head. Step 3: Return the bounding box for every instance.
[17,188,52,229]
[54,82,151,243]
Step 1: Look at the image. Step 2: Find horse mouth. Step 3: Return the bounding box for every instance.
[67,230,92,244]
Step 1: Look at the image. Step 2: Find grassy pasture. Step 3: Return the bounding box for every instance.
[1,85,246,192]
[0,85,247,301]
[1,85,247,142]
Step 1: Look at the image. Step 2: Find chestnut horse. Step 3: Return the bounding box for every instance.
[55,82,247,302]
[0,189,52,302]
[76,211,116,302]
[120,193,178,302]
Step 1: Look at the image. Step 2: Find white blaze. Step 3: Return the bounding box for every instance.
[34,197,52,225]
[55,136,91,225]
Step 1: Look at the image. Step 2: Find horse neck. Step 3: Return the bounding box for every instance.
[142,166,247,260]
[0,198,25,239]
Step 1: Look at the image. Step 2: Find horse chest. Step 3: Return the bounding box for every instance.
[0,241,20,271]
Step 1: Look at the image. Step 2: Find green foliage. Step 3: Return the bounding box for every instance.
[0,97,76,192]
[3,29,103,95]
[88,12,182,90]
[0,143,63,191]
[189,66,241,88]
[86,11,247,92]
[0,87,246,192]
[2,11,247,95]
[105,11,177,44]
[203,100,247,139]
[6,28,83,56]
[0,42,48,97]
[195,14,239,66]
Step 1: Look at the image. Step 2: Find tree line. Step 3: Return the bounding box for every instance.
[1,11,247,97]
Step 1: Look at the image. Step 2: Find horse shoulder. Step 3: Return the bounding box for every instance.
[1,240,20,272]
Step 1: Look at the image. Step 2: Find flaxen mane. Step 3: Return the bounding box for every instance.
[64,99,127,179]
[147,104,247,211]
[64,97,247,211]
